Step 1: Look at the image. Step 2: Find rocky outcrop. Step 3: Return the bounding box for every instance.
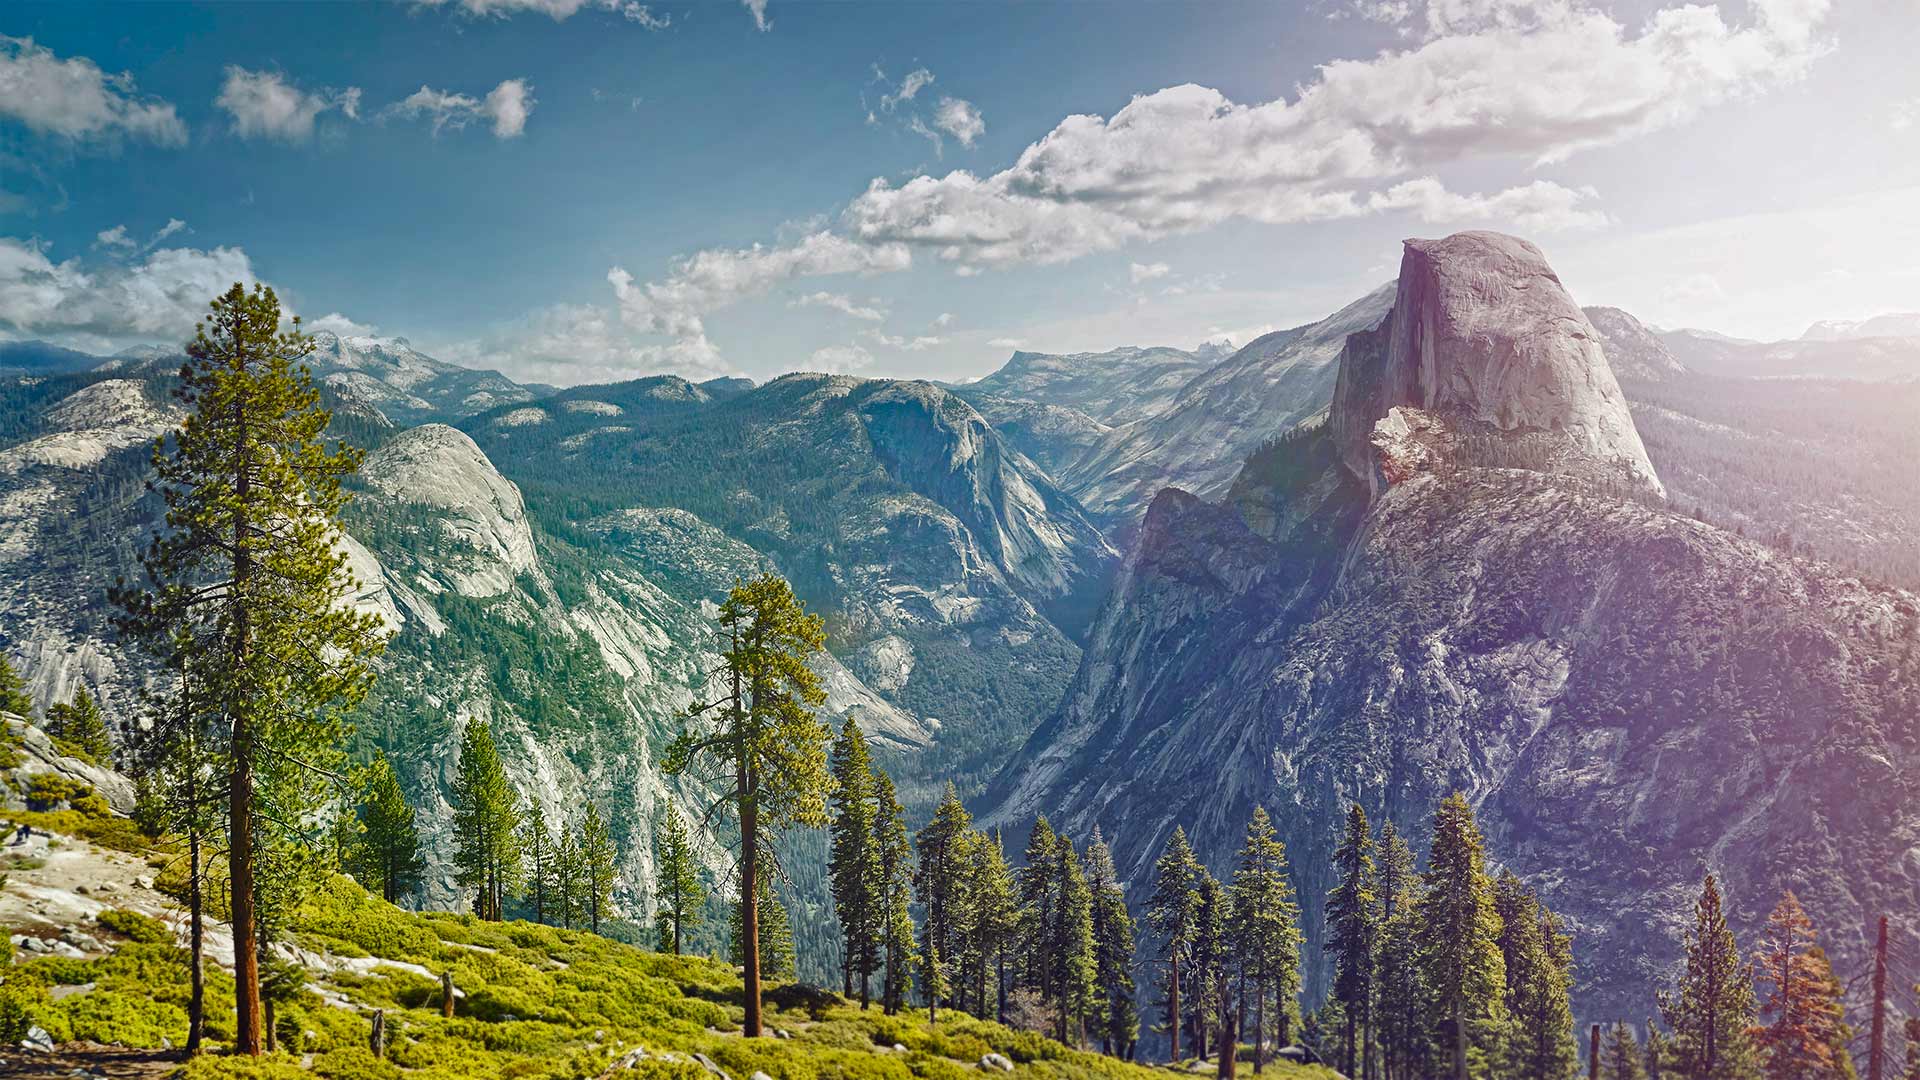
[1330,232,1662,499]
[1584,306,1687,382]
[360,425,539,598]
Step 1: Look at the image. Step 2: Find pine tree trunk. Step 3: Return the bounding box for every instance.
[1452,1003,1467,1080]
[1255,976,1266,1074]
[188,824,205,1054]
[229,387,263,1058]
[741,789,763,1037]
[1169,956,1182,1063]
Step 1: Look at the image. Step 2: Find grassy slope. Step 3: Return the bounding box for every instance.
[0,836,1336,1080]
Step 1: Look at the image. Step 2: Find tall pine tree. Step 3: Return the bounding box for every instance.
[1148,826,1202,1063]
[1754,892,1852,1080]
[1416,794,1509,1080]
[665,573,830,1038]
[1658,873,1761,1080]
[1327,803,1380,1079]
[873,768,917,1015]
[962,828,1020,1023]
[1605,1023,1648,1080]
[1493,871,1576,1080]
[581,800,617,933]
[117,284,385,1054]
[522,802,552,924]
[354,753,424,905]
[915,785,974,1013]
[450,718,521,921]
[1086,828,1140,1059]
[828,717,881,1002]
[1052,837,1097,1046]
[1376,819,1429,1080]
[1230,806,1303,1071]
[653,804,705,954]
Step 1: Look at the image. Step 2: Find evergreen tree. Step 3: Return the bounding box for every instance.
[46,690,111,764]
[916,785,974,1012]
[1018,816,1062,1000]
[1231,806,1303,1071]
[1605,1023,1649,1080]
[1086,829,1140,1058]
[116,284,386,1054]
[731,874,796,982]
[1647,1021,1669,1080]
[828,717,880,1002]
[1658,873,1762,1080]
[1191,869,1230,1062]
[923,936,951,1025]
[1052,837,1097,1046]
[1494,871,1577,1080]
[664,573,830,1038]
[450,718,521,921]
[581,800,617,933]
[0,653,31,717]
[1327,803,1379,1079]
[354,753,424,905]
[962,828,1020,1024]
[522,802,552,924]
[1900,1018,1920,1080]
[1754,892,1852,1080]
[873,768,917,1015]
[1416,794,1510,1080]
[553,825,583,929]
[1148,826,1203,1063]
[1376,820,1430,1080]
[653,804,705,955]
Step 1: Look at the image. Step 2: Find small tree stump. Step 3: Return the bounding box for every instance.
[370,1010,387,1059]
[443,971,456,1018]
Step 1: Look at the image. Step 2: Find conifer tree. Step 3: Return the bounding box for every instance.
[1658,873,1761,1080]
[1018,816,1062,1000]
[665,573,830,1038]
[0,654,31,717]
[116,283,386,1054]
[963,828,1020,1023]
[1754,892,1851,1080]
[923,936,951,1025]
[1605,1023,1649,1080]
[1231,806,1303,1071]
[581,800,617,933]
[553,825,583,929]
[1086,828,1140,1058]
[653,804,705,954]
[522,802,552,924]
[873,768,917,1014]
[355,753,424,905]
[1148,826,1202,1063]
[1494,871,1577,1080]
[1647,1022,1669,1080]
[916,785,974,1012]
[1052,836,1097,1046]
[1327,803,1380,1079]
[731,874,795,981]
[828,717,880,1002]
[1416,793,1510,1080]
[46,690,111,764]
[1376,820,1429,1080]
[1191,869,1230,1061]
[450,718,521,921]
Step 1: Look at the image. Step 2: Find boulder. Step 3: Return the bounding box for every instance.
[980,1053,1015,1072]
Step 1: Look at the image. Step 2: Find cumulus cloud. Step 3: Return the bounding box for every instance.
[933,97,985,147]
[389,79,536,138]
[438,301,727,385]
[0,236,259,351]
[305,311,380,337]
[1129,261,1171,283]
[216,67,361,143]
[879,68,935,114]
[0,36,186,147]
[1894,98,1919,133]
[808,343,873,373]
[93,226,134,252]
[863,330,945,351]
[791,291,887,321]
[743,0,770,30]
[1367,176,1609,231]
[609,231,910,367]
[418,0,668,26]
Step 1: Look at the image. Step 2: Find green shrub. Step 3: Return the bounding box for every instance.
[97,908,172,945]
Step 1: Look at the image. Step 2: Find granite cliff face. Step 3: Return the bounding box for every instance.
[984,231,1920,1028]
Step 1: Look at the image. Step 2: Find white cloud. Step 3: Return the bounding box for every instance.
[390,79,536,138]
[216,67,361,143]
[844,0,1827,269]
[0,36,186,147]
[151,218,188,245]
[933,312,954,328]
[933,97,985,147]
[791,291,886,321]
[419,0,668,26]
[879,68,935,113]
[864,330,945,351]
[439,301,726,385]
[743,0,770,30]
[986,337,1025,349]
[1367,176,1609,232]
[808,344,873,373]
[93,226,133,252]
[1129,261,1171,283]
[0,236,259,350]
[305,312,380,337]
[609,230,910,366]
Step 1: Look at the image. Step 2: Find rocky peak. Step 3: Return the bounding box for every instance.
[1583,306,1687,382]
[1330,231,1663,499]
[360,424,537,597]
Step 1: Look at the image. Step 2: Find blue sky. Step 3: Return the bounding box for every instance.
[2,0,1918,386]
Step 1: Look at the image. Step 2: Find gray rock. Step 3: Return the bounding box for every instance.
[980,1053,1015,1072]
[692,1052,731,1080]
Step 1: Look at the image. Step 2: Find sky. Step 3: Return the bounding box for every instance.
[1,0,1917,387]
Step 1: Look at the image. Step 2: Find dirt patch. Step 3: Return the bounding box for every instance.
[0,1042,184,1078]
